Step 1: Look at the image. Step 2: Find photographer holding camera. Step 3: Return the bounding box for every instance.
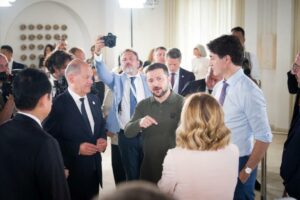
[45,50,73,98]
[0,53,15,125]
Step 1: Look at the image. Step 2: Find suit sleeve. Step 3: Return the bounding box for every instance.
[97,96,107,140]
[35,137,70,200]
[95,57,115,90]
[287,71,299,94]
[43,99,81,158]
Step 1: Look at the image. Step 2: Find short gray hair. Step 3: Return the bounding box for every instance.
[65,58,83,78]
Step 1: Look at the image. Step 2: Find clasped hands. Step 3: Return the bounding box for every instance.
[79,138,107,156]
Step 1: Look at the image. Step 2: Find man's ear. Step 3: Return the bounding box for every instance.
[224,55,232,64]
[66,74,73,84]
[38,93,51,108]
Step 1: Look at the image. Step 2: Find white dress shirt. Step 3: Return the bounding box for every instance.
[118,73,145,129]
[169,69,180,94]
[68,88,95,133]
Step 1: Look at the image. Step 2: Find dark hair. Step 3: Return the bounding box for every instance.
[101,181,175,200]
[207,35,243,66]
[1,45,13,53]
[121,49,139,60]
[45,50,73,74]
[43,44,54,57]
[166,48,181,60]
[145,63,169,76]
[13,68,51,110]
[90,45,95,51]
[154,46,167,52]
[231,26,245,37]
[68,47,81,55]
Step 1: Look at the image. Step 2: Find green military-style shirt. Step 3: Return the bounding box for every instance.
[124,91,184,183]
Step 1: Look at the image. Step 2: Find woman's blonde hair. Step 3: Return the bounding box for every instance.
[176,93,230,151]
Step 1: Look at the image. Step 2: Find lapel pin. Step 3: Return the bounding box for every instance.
[92,101,95,105]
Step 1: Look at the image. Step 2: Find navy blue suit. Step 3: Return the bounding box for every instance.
[280,114,300,199]
[181,78,206,96]
[0,114,70,200]
[43,91,106,200]
[178,68,195,95]
[287,71,300,128]
[12,61,26,74]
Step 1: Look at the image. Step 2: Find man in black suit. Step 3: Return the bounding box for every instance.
[43,59,107,200]
[0,45,26,74]
[181,79,206,96]
[280,53,300,199]
[0,53,15,124]
[166,48,195,95]
[0,68,70,200]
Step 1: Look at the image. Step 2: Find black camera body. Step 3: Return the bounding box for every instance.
[0,72,14,103]
[102,33,117,48]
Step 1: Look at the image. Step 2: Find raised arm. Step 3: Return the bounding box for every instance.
[94,35,115,89]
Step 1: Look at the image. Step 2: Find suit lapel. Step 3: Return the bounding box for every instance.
[65,91,93,136]
[178,68,184,93]
[87,94,99,135]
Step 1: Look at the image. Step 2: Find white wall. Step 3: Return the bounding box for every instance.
[245,0,294,132]
[0,0,165,68]
[0,0,293,131]
[101,0,165,68]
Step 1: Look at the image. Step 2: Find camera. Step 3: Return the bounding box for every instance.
[101,33,117,48]
[0,70,20,102]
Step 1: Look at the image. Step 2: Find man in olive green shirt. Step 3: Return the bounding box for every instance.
[124,63,183,183]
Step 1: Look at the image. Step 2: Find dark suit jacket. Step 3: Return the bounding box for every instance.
[91,81,105,106]
[43,91,106,199]
[280,114,300,199]
[12,61,26,74]
[181,79,206,97]
[287,71,300,128]
[178,68,195,95]
[0,114,70,200]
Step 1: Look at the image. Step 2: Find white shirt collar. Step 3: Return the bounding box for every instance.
[68,87,86,101]
[18,111,42,127]
[168,68,180,75]
[126,72,141,79]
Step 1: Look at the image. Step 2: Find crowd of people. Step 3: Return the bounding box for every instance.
[0,26,298,200]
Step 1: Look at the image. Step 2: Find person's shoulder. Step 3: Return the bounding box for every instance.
[13,61,26,69]
[173,92,184,102]
[226,144,239,155]
[180,67,193,75]
[87,93,103,107]
[137,96,153,106]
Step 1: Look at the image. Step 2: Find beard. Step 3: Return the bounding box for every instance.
[152,86,169,98]
[123,66,137,75]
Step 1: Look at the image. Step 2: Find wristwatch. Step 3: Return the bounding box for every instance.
[244,166,252,174]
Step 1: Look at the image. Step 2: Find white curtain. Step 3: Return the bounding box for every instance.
[294,0,300,55]
[164,0,244,70]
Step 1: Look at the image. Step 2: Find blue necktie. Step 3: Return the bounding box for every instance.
[130,77,137,116]
[219,81,228,106]
[79,97,92,132]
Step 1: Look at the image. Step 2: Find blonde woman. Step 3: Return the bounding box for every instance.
[158,93,239,200]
